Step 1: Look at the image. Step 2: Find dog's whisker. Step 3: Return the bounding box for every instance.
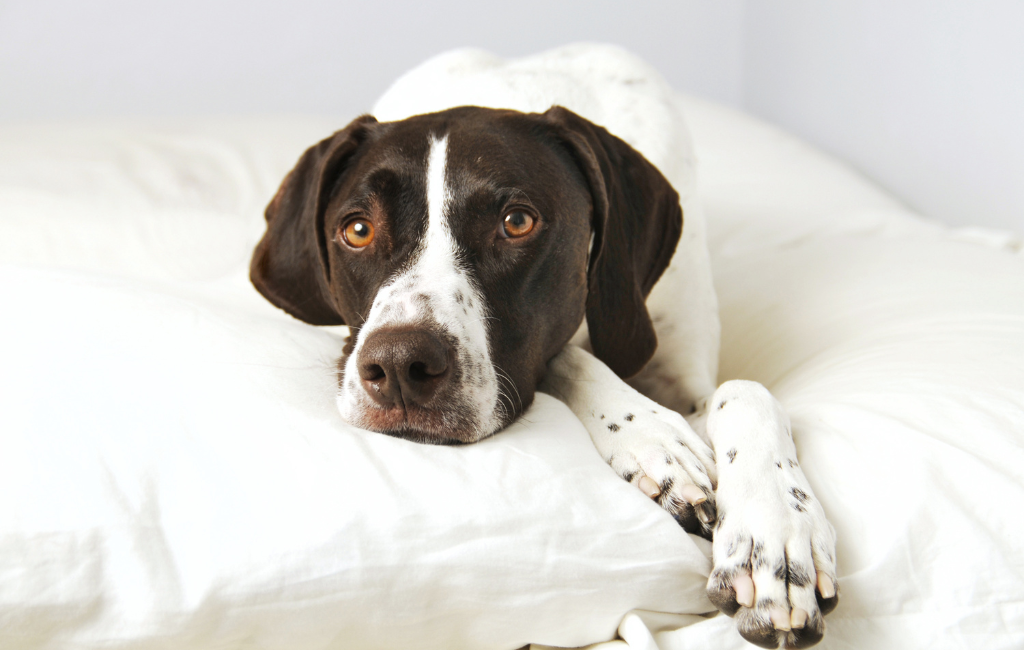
[492,363,523,414]
[494,386,511,424]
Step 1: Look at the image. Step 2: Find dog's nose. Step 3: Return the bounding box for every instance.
[357,329,451,407]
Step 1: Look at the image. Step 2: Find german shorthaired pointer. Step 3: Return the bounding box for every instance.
[250,45,839,648]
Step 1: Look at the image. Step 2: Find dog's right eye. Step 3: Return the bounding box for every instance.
[500,211,536,239]
[341,219,375,248]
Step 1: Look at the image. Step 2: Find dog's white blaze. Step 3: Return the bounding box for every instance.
[425,134,450,247]
[337,135,503,438]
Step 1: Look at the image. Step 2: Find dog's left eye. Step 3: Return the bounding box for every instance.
[501,211,535,238]
[341,219,375,248]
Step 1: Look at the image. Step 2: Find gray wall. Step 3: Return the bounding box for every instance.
[1,1,1021,233]
[744,1,1024,233]
[0,0,743,119]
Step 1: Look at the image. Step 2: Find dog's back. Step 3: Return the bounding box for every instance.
[372,44,698,203]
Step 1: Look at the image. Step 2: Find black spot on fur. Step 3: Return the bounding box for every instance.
[718,400,728,410]
[755,597,778,610]
[706,568,742,616]
[607,423,620,432]
[737,604,781,648]
[673,505,711,539]
[790,487,809,503]
[727,448,737,463]
[658,477,675,499]
[624,413,634,421]
[791,502,807,513]
[715,512,726,531]
[600,414,605,419]
[751,541,766,569]
[787,563,812,588]
[622,470,637,483]
[775,461,783,469]
[787,612,827,648]
[789,458,798,468]
[817,586,840,616]
[454,290,464,304]
[774,560,787,581]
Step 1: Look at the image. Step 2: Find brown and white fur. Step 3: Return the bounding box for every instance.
[250,45,839,648]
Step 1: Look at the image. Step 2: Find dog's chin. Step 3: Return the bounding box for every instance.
[343,401,503,446]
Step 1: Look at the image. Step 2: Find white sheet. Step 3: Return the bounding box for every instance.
[2,78,1023,650]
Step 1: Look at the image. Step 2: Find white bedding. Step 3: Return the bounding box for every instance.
[2,65,1023,649]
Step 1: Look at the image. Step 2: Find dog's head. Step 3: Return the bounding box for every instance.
[251,106,681,443]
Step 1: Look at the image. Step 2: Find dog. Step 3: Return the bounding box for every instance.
[250,45,839,649]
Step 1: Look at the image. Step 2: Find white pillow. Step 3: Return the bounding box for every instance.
[0,263,716,649]
[0,117,338,282]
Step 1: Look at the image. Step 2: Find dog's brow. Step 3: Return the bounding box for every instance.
[337,192,381,215]
[499,187,535,206]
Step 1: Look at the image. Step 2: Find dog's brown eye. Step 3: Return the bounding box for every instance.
[501,211,535,238]
[342,219,375,248]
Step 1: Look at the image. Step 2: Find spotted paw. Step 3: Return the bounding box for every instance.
[706,517,838,649]
[704,380,839,648]
[538,345,719,536]
[588,402,718,537]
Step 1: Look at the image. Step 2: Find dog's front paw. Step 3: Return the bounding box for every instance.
[705,383,839,648]
[538,345,717,535]
[707,496,838,648]
[588,404,718,537]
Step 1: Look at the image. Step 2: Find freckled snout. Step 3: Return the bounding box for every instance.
[358,329,452,408]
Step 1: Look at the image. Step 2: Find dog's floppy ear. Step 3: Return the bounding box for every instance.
[543,106,682,378]
[250,114,378,325]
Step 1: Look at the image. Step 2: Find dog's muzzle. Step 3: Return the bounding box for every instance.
[346,325,485,444]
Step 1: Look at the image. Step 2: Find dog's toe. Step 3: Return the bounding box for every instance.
[607,433,717,537]
[706,499,838,648]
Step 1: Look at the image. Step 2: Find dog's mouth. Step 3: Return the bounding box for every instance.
[355,403,485,445]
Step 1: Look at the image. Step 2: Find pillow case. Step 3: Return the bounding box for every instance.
[0,264,714,650]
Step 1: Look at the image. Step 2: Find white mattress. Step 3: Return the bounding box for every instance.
[1,93,1022,649]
